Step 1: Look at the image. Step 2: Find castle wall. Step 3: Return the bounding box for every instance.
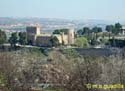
[27,34,37,45]
[53,34,69,45]
[62,35,68,45]
[36,36,52,47]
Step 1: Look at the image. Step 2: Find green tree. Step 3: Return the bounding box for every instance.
[92,27,98,33]
[9,32,18,48]
[106,25,114,39]
[92,27,102,40]
[18,32,27,45]
[53,29,68,34]
[106,25,114,33]
[77,29,83,36]
[77,27,90,36]
[83,27,90,35]
[114,23,122,34]
[97,27,102,32]
[92,27,102,33]
[75,37,88,48]
[50,36,59,47]
[0,29,7,45]
[53,29,61,34]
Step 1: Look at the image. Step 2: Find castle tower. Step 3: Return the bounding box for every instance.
[68,28,74,45]
[26,25,40,35]
[26,25,41,45]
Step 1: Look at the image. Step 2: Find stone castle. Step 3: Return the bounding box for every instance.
[26,25,74,47]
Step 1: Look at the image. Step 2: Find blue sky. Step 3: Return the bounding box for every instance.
[0,0,125,21]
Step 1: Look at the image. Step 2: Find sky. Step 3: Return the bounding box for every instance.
[0,0,125,21]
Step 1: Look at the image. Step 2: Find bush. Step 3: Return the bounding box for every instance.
[60,48,80,58]
[102,39,109,45]
[75,37,88,48]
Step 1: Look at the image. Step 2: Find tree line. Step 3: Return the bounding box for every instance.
[76,23,123,47]
[77,23,122,36]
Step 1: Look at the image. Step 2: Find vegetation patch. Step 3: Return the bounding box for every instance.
[59,48,81,58]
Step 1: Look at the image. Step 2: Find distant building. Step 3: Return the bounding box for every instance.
[26,25,74,47]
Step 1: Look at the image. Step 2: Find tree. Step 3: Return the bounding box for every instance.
[50,36,59,47]
[53,29,68,34]
[0,52,18,91]
[77,29,83,36]
[18,32,27,45]
[92,27,102,33]
[0,29,7,45]
[105,25,114,39]
[0,50,47,91]
[46,52,102,91]
[97,27,102,33]
[83,27,90,35]
[106,25,114,33]
[115,23,122,29]
[75,37,88,48]
[9,32,18,48]
[92,27,98,33]
[114,23,122,34]
[92,27,102,41]
[53,29,61,34]
[77,27,90,36]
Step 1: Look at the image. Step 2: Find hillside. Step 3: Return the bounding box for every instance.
[0,48,125,91]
